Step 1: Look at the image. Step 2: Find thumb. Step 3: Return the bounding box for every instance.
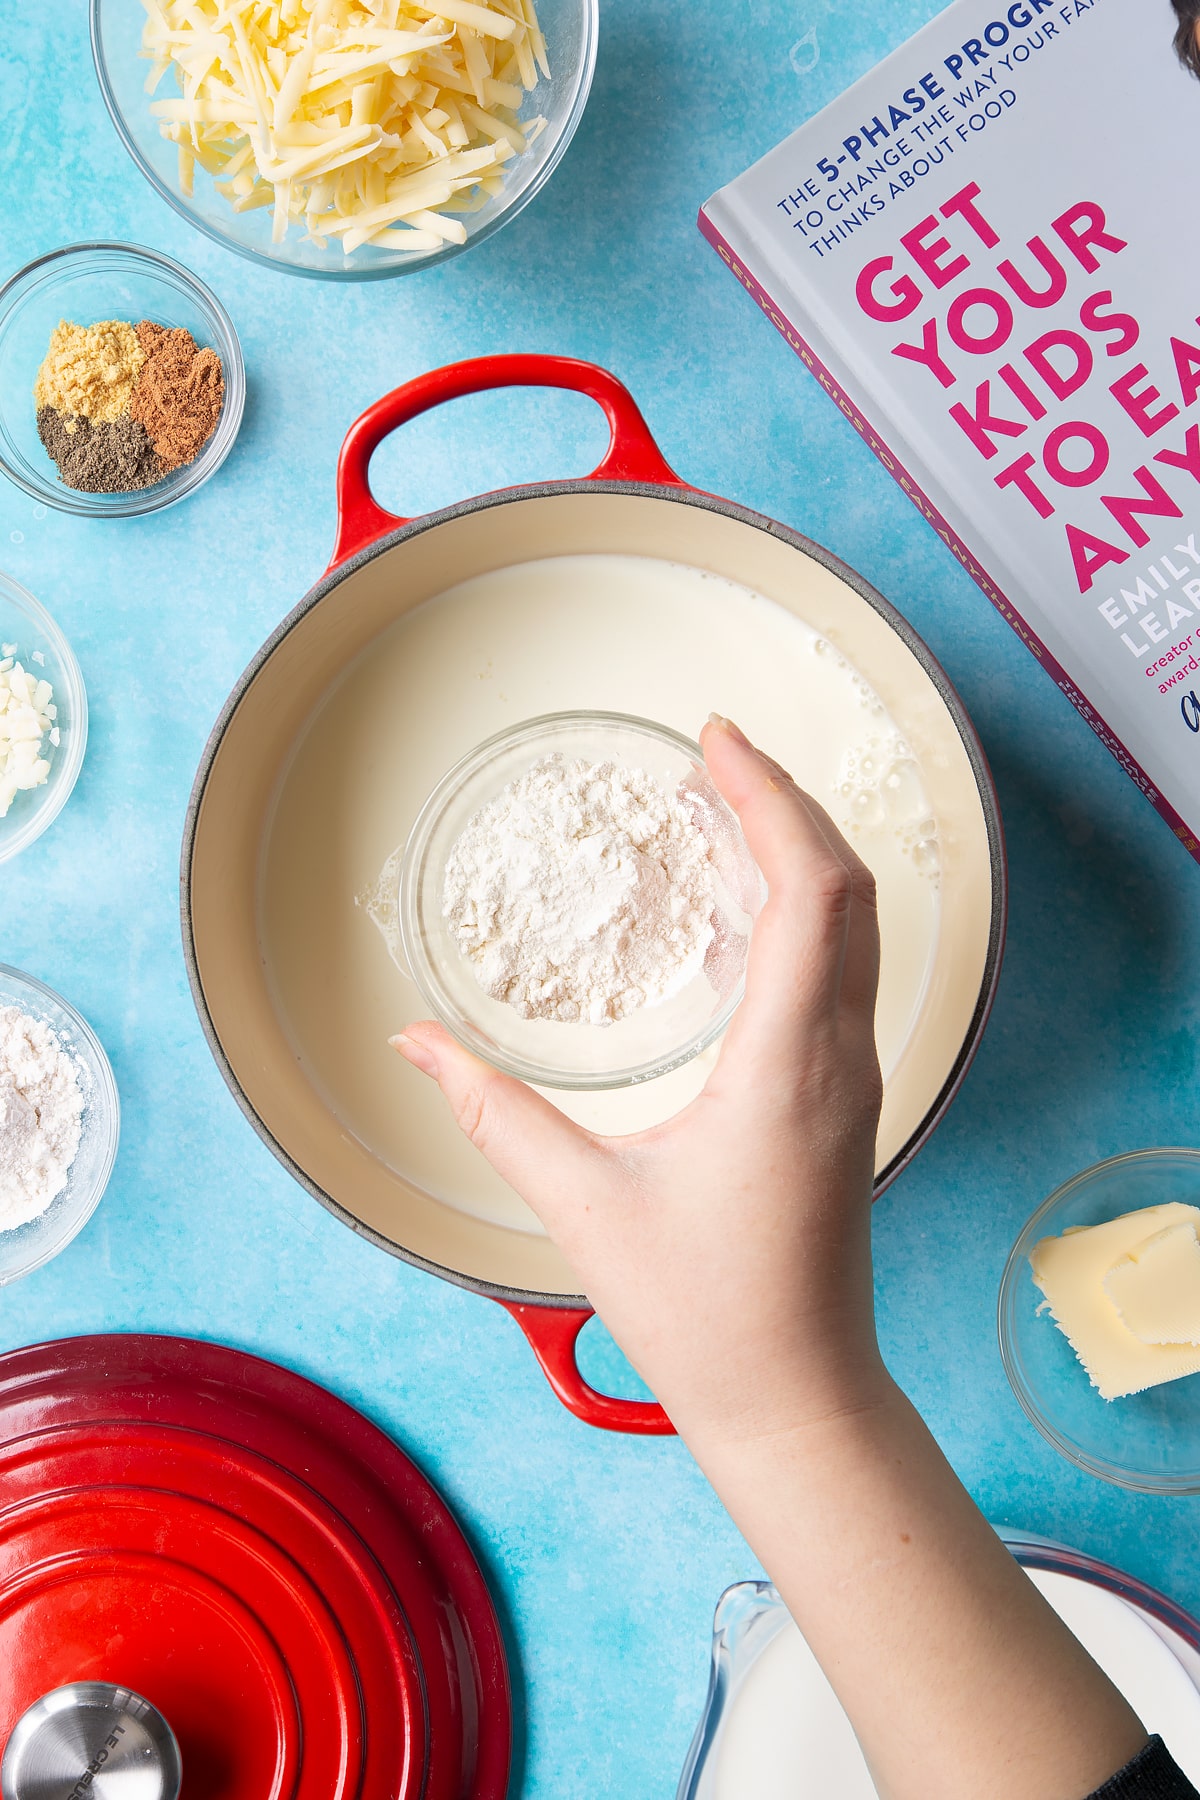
[389,1021,604,1228]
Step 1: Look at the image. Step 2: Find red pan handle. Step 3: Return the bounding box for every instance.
[329,354,686,569]
[332,356,679,1436]
[499,1302,674,1435]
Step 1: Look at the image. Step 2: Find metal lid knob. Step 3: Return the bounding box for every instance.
[1,1685,182,1800]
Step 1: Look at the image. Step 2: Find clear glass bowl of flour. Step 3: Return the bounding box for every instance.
[399,712,764,1089]
[0,965,120,1282]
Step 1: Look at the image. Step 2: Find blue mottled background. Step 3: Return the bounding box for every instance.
[2,2,1198,1793]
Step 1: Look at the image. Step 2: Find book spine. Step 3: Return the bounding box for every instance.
[697,206,1200,865]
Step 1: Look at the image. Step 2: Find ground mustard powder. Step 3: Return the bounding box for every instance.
[33,319,145,424]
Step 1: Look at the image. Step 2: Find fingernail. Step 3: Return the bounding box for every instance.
[707,713,751,746]
[389,1031,439,1077]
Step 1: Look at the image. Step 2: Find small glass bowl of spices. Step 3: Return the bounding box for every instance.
[0,572,87,864]
[0,242,243,518]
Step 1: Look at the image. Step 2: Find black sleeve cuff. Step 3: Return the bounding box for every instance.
[1088,1737,1200,1800]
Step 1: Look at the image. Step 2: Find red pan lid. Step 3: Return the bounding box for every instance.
[0,1335,510,1800]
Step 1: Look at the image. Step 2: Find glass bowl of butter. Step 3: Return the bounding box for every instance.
[999,1148,1200,1493]
[398,712,764,1090]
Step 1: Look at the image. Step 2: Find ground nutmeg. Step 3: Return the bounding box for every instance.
[131,322,224,473]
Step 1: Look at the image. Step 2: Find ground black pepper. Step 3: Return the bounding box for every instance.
[36,408,164,494]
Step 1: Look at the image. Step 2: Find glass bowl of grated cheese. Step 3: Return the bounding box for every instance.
[91,0,598,281]
[0,965,120,1285]
[0,574,87,865]
[399,712,765,1090]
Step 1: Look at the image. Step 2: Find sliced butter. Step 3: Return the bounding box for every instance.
[1030,1202,1200,1401]
[1103,1223,1200,1346]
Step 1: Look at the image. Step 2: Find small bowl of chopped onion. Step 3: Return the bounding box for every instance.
[0,964,120,1284]
[399,711,765,1090]
[91,0,598,280]
[0,574,87,865]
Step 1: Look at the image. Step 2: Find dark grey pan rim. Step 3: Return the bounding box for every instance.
[180,479,1008,1309]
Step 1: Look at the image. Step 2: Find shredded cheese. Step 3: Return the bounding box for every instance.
[140,0,550,255]
[0,652,57,820]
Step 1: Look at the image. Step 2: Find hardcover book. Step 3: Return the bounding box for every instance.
[701,0,1200,860]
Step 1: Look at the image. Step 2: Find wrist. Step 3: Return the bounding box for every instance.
[671,1340,898,1465]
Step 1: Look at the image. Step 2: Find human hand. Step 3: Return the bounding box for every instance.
[397,720,1154,1800]
[391,717,887,1448]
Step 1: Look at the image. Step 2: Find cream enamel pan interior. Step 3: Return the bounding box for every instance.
[186,477,1004,1308]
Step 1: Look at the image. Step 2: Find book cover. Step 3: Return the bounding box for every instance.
[700,0,1200,860]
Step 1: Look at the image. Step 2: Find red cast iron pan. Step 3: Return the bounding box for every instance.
[182,356,1007,1439]
[0,1334,510,1800]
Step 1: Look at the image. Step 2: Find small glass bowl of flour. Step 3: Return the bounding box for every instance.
[0,964,119,1281]
[399,713,764,1089]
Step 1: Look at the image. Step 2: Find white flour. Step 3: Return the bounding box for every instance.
[0,1005,84,1231]
[443,753,716,1024]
